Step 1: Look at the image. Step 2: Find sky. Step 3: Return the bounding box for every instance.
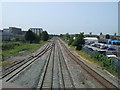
[1,2,118,35]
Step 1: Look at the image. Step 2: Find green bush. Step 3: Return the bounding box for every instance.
[41,31,49,41]
[25,30,40,43]
[68,36,74,46]
[72,32,85,50]
[93,52,117,74]
[2,42,21,50]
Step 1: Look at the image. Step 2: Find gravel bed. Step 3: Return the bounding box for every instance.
[61,45,99,88]
[4,39,119,89]
[10,50,50,88]
[52,44,60,88]
[63,41,119,88]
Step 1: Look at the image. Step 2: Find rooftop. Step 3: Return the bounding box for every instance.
[84,37,98,40]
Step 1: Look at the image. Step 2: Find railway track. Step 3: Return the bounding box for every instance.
[1,41,54,80]
[57,42,75,88]
[37,39,75,88]
[58,38,119,89]
[4,42,50,70]
[37,42,55,89]
[2,37,119,89]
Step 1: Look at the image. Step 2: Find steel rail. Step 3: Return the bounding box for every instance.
[37,43,55,89]
[57,41,75,89]
[1,42,53,79]
[59,38,119,89]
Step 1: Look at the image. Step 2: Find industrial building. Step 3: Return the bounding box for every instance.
[1,27,25,41]
[29,28,43,35]
[9,27,22,35]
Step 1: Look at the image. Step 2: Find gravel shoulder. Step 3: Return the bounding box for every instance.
[62,40,120,88]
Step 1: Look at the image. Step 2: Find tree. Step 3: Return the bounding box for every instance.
[65,33,70,40]
[105,34,110,39]
[60,34,63,38]
[89,32,92,35]
[97,36,100,39]
[68,36,73,45]
[25,30,40,43]
[15,37,20,41]
[72,32,85,50]
[41,31,49,41]
[100,32,103,35]
[25,30,36,43]
[34,33,40,43]
[39,33,42,40]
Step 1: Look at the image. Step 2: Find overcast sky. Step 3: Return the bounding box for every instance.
[1,2,118,35]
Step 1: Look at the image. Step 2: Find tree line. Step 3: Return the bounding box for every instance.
[60,32,85,50]
[25,30,49,43]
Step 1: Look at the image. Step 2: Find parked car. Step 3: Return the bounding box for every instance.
[107,48,116,50]
[96,44,101,48]
[91,44,97,47]
[100,45,108,49]
[107,55,117,58]
[88,48,93,51]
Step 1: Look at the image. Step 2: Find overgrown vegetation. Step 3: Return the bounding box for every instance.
[2,41,47,61]
[93,52,118,75]
[61,36,119,76]
[0,62,12,67]
[61,32,85,50]
[1,30,49,68]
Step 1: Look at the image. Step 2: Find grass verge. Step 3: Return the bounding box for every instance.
[2,41,47,61]
[0,62,12,67]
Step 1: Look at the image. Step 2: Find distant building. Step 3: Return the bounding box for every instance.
[1,27,25,41]
[29,28,43,35]
[9,27,23,40]
[84,37,98,43]
[0,30,2,41]
[21,31,27,36]
[9,27,22,35]
[99,35,106,39]
[1,28,12,41]
[85,34,98,38]
[3,28,9,33]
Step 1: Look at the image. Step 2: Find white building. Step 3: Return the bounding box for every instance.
[29,28,43,35]
[84,37,98,43]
